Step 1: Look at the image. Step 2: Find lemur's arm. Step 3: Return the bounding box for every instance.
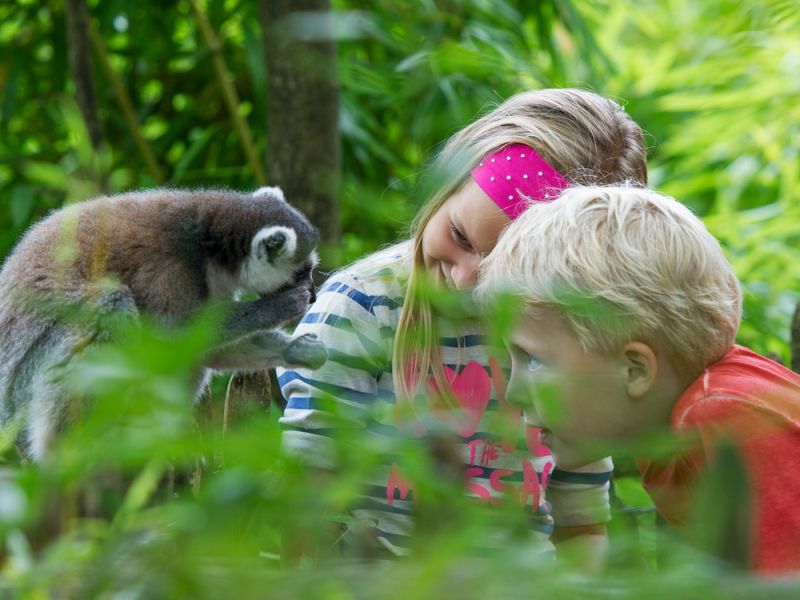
[208,283,326,371]
[217,285,311,342]
[206,330,326,371]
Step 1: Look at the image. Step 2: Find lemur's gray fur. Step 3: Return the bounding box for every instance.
[0,186,326,460]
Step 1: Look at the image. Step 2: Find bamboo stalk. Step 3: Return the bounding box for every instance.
[187,0,266,185]
[88,24,166,184]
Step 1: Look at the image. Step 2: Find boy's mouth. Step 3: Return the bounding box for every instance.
[539,429,554,446]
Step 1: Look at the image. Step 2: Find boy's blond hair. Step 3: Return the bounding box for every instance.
[478,186,742,379]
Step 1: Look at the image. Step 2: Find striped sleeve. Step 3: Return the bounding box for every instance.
[277,271,394,468]
[547,456,614,527]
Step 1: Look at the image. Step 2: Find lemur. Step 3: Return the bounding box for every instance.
[0,186,326,460]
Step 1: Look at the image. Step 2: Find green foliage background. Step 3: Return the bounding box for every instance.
[0,0,799,596]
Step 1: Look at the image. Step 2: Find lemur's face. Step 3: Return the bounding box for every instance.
[239,225,318,298]
[232,186,320,304]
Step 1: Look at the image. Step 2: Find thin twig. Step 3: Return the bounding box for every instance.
[187,0,266,185]
[88,23,165,184]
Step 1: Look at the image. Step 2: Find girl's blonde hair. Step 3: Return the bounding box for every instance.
[478,186,742,380]
[394,88,649,405]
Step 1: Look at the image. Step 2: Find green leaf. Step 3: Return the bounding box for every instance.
[9,184,36,227]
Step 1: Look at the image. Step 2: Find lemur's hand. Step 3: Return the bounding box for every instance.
[263,284,313,326]
[222,285,312,339]
[283,333,327,369]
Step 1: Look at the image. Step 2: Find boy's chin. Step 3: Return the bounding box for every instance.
[548,439,605,470]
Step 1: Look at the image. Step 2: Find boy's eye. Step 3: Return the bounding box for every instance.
[528,355,544,372]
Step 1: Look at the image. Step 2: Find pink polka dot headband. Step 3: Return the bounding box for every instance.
[470,143,570,220]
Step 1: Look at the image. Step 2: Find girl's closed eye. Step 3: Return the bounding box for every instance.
[449,222,473,251]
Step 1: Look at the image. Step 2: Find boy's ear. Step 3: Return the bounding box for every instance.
[622,342,657,399]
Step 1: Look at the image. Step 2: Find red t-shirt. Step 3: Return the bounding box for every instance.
[638,345,800,574]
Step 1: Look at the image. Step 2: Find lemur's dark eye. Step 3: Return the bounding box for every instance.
[293,262,312,284]
[292,262,316,303]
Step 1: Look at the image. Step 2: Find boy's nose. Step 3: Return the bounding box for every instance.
[505,373,533,409]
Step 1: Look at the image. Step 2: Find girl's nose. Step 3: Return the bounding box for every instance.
[450,257,481,289]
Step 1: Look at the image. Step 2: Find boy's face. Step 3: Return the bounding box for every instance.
[506,306,639,469]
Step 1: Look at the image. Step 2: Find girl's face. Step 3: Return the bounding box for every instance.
[421,179,511,289]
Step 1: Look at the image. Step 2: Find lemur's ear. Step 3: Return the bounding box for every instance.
[257,230,288,263]
[252,186,286,202]
[252,225,298,265]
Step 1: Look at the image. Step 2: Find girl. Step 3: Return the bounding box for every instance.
[278,88,648,560]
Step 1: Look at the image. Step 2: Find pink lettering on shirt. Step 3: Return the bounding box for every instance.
[519,459,543,509]
[541,460,554,489]
[386,463,413,506]
[465,467,492,502]
[526,426,552,457]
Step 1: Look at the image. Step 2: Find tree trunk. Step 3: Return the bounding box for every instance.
[64,0,103,150]
[260,0,341,261]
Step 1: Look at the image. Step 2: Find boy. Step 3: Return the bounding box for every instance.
[477,185,800,574]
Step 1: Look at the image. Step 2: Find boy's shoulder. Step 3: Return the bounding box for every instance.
[672,345,800,432]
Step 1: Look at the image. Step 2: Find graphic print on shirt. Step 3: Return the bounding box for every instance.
[387,358,554,514]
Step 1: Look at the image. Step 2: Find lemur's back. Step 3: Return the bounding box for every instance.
[0,194,182,440]
[0,194,154,431]
[0,190,256,322]
[70,192,209,320]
